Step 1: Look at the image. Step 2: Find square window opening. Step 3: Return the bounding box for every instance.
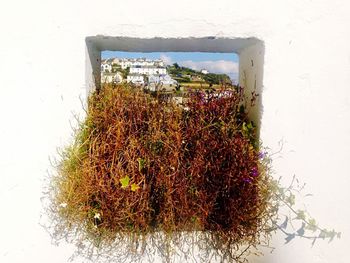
[85,36,264,135]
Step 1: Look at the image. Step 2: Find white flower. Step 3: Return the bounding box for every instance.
[94,213,101,220]
[59,203,67,208]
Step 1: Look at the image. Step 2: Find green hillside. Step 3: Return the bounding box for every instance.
[167,63,232,85]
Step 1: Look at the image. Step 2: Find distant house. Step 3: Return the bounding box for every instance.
[114,72,123,83]
[127,73,145,85]
[112,58,121,64]
[101,63,112,73]
[101,71,123,83]
[104,58,168,86]
[134,58,156,67]
[153,59,165,67]
[161,74,178,86]
[201,69,209,75]
[104,57,166,70]
[130,65,167,75]
[147,74,178,91]
[120,59,133,69]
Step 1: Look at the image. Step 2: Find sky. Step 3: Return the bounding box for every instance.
[102,51,239,81]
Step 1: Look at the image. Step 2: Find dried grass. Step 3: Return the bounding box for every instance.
[47,83,277,262]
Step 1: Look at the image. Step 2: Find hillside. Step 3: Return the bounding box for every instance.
[167,63,232,85]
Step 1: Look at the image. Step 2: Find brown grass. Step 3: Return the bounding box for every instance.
[47,83,277,262]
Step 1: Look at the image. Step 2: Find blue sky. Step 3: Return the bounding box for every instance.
[102,51,239,80]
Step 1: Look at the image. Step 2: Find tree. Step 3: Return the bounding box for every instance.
[120,67,130,79]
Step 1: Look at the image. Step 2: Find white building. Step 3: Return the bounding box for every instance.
[117,58,165,69]
[130,65,166,75]
[153,59,165,67]
[101,58,167,82]
[101,63,112,73]
[147,74,178,91]
[112,58,121,64]
[148,74,177,86]
[120,59,133,69]
[101,72,123,83]
[127,73,145,85]
[201,69,209,74]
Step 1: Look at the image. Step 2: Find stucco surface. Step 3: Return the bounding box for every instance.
[0,0,349,262]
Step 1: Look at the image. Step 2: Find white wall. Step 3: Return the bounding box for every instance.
[239,41,265,131]
[0,1,349,262]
